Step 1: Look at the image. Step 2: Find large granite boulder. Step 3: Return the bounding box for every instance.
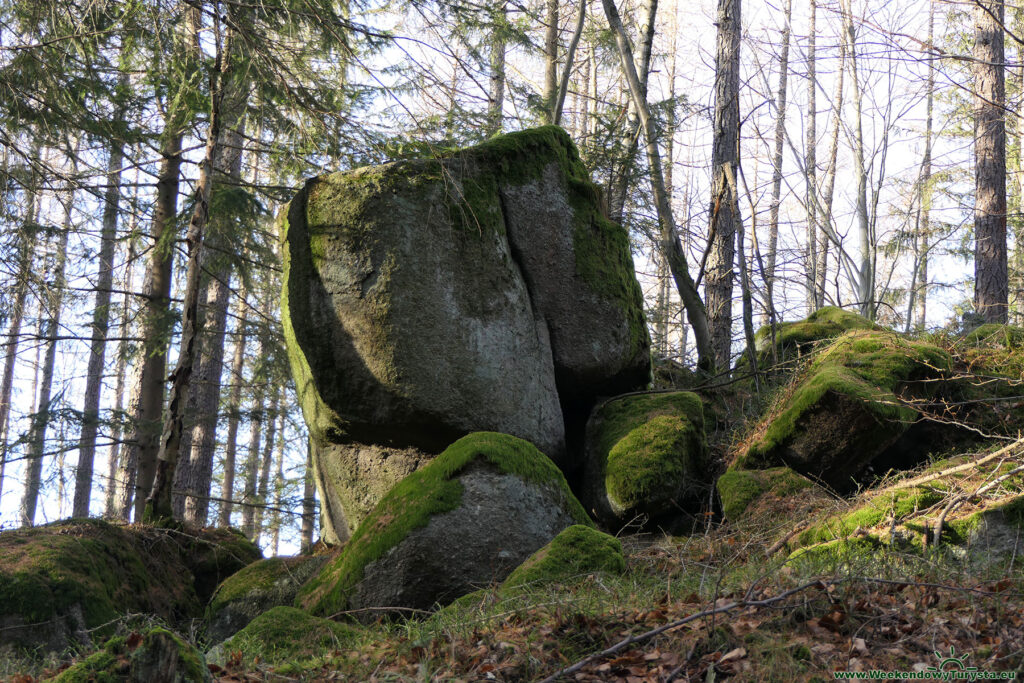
[295,432,592,618]
[281,126,649,543]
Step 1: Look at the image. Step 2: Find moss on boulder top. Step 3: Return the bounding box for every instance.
[221,606,361,669]
[51,627,211,683]
[581,392,708,527]
[296,432,591,618]
[0,519,258,654]
[501,525,625,590]
[280,126,650,543]
[739,330,951,491]
[740,307,880,371]
[716,466,815,521]
[206,554,330,643]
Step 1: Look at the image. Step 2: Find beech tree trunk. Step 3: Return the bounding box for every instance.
[973,0,1008,323]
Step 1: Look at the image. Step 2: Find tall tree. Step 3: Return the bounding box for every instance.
[906,0,935,332]
[973,0,1008,323]
[804,0,818,314]
[216,291,248,527]
[766,0,792,323]
[706,0,742,368]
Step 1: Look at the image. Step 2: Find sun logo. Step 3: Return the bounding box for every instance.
[927,646,977,673]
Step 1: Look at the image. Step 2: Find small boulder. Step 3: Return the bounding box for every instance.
[581,392,708,528]
[738,306,880,372]
[502,524,625,590]
[295,432,592,618]
[716,467,816,521]
[52,627,212,683]
[205,555,330,643]
[739,330,951,491]
[216,606,360,667]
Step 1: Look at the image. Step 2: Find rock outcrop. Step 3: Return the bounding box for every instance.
[295,432,591,617]
[0,519,259,654]
[280,127,650,543]
[581,392,708,527]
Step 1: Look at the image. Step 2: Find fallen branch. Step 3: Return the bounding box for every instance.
[875,436,1024,497]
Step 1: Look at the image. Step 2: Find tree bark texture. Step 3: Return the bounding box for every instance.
[766,0,792,323]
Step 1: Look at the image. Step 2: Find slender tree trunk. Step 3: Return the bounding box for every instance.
[21,190,71,526]
[841,0,873,318]
[601,0,715,371]
[253,389,281,544]
[239,382,266,538]
[104,233,138,517]
[300,439,316,553]
[805,0,818,314]
[707,0,742,369]
[270,422,285,556]
[767,0,792,322]
[974,0,1008,323]
[817,32,846,306]
[487,2,506,137]
[145,7,235,521]
[73,130,125,518]
[553,0,586,125]
[907,0,935,332]
[0,160,40,501]
[544,0,559,121]
[217,291,248,527]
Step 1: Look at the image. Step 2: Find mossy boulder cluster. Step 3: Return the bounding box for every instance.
[52,627,213,683]
[280,126,651,543]
[0,519,259,655]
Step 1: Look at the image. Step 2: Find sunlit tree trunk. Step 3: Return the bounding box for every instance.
[300,440,316,553]
[216,291,248,527]
[804,0,817,314]
[486,1,506,136]
[253,389,281,544]
[906,0,934,332]
[766,0,791,322]
[973,0,1008,323]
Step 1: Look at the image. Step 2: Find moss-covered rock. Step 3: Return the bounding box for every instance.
[220,606,360,668]
[296,432,591,618]
[281,126,649,543]
[739,330,951,491]
[948,324,1024,436]
[716,467,814,520]
[739,307,880,372]
[206,554,330,643]
[51,627,212,683]
[502,525,625,589]
[0,519,259,655]
[581,392,708,527]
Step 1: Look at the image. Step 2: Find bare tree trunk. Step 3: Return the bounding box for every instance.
[216,291,248,527]
[239,382,266,538]
[486,1,506,136]
[270,421,285,556]
[21,189,71,526]
[766,0,791,323]
[145,6,235,521]
[601,0,715,372]
[707,0,742,369]
[805,0,818,314]
[544,0,559,122]
[73,126,125,518]
[974,0,1008,323]
[300,440,316,553]
[253,389,281,544]
[553,0,586,125]
[817,31,846,306]
[906,0,935,332]
[841,0,873,318]
[0,157,40,501]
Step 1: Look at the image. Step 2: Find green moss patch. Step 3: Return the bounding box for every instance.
[743,306,880,371]
[795,487,944,547]
[224,606,360,667]
[52,627,209,683]
[296,432,591,617]
[502,525,625,589]
[0,519,258,654]
[716,467,813,520]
